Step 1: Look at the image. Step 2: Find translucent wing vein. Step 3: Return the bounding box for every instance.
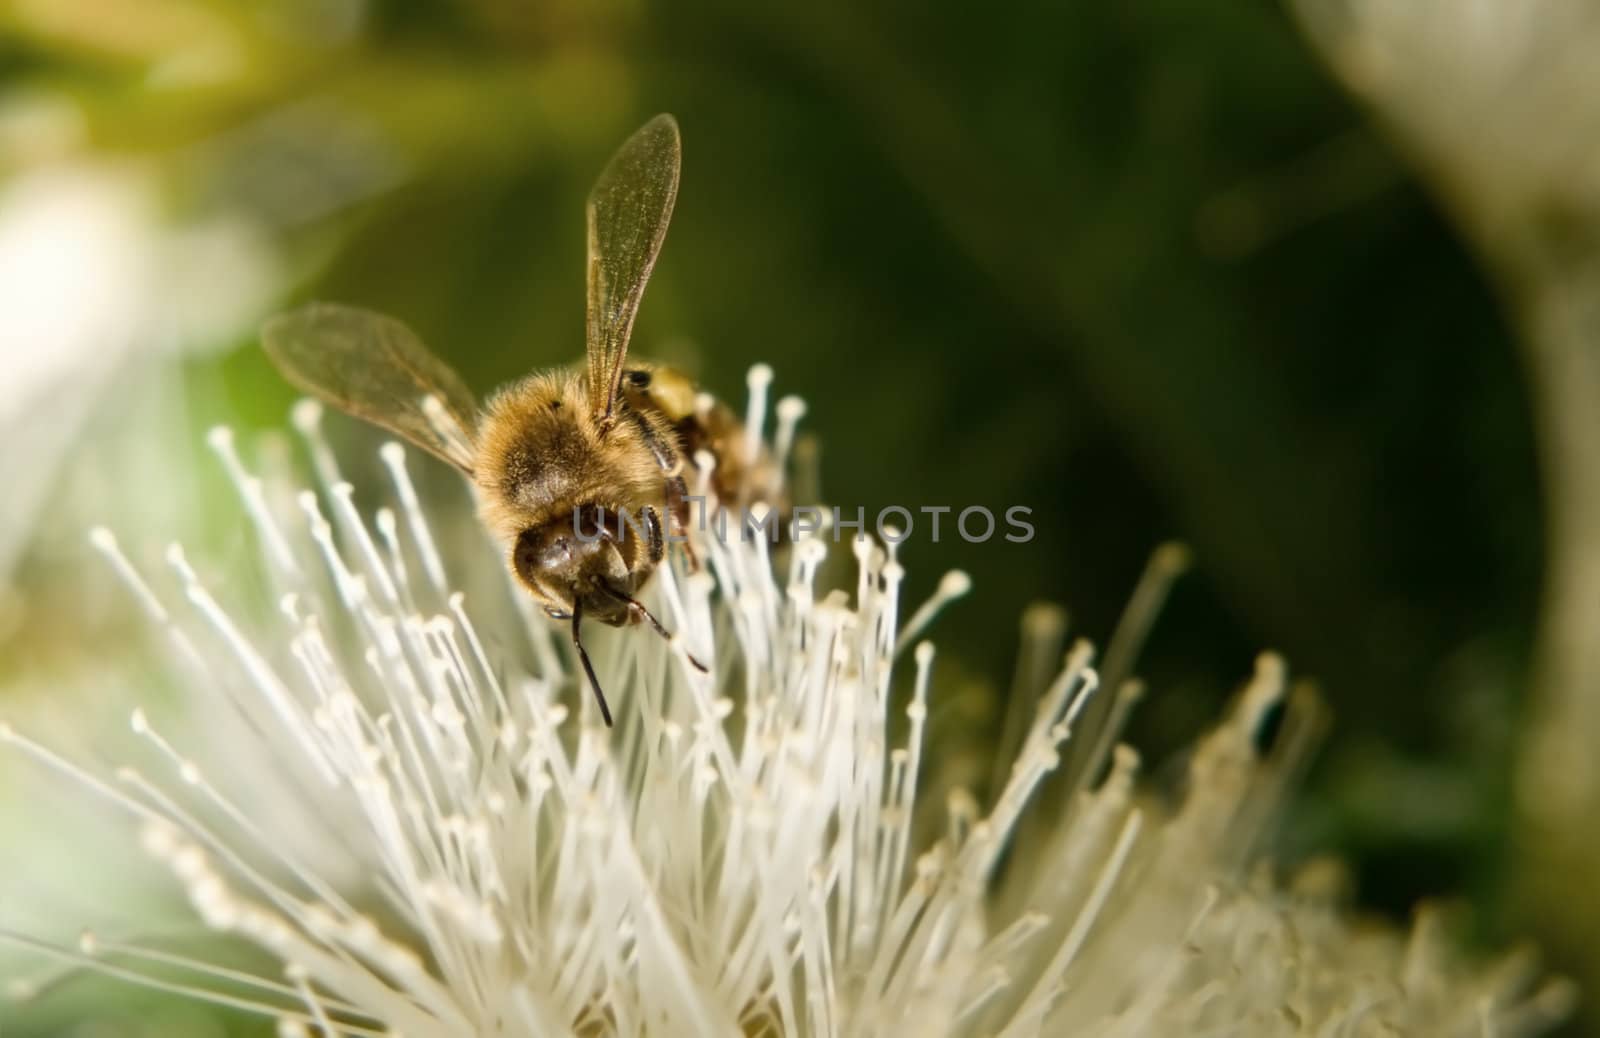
[262,303,479,473]
[585,114,682,423]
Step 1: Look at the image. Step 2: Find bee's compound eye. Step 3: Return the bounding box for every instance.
[512,528,543,584]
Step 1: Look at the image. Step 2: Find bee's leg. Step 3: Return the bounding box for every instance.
[570,599,614,728]
[664,475,701,572]
[623,407,702,572]
[599,582,710,674]
[624,404,679,474]
[643,507,665,565]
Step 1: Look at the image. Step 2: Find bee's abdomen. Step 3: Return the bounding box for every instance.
[620,364,762,504]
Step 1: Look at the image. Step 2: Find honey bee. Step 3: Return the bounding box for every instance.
[262,114,753,727]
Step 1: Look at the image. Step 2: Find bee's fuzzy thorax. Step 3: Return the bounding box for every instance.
[472,369,669,547]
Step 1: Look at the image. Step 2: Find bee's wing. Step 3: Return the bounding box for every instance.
[585,113,681,424]
[262,303,479,474]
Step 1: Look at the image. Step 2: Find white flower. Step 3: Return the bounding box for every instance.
[0,369,1575,1036]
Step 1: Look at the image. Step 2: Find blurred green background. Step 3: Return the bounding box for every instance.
[1,0,1588,1033]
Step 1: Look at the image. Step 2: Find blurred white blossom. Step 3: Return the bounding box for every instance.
[0,87,405,588]
[1293,0,1600,999]
[0,159,281,581]
[1290,0,1600,271]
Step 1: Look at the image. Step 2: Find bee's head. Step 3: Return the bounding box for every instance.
[511,505,641,625]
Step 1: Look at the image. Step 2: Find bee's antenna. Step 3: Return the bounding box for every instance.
[598,582,709,674]
[570,599,614,728]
